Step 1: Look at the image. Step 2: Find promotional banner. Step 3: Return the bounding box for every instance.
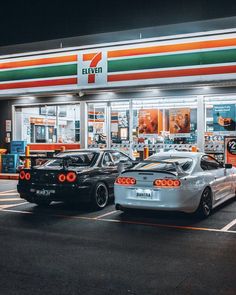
[213,104,236,131]
[225,136,236,167]
[138,109,161,135]
[169,108,190,135]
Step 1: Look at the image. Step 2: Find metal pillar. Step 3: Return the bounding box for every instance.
[197,95,205,152]
[80,101,87,149]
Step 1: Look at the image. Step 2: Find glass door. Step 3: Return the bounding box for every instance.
[87,103,108,148]
[110,101,130,154]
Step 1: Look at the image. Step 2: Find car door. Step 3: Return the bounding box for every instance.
[201,156,232,203]
[101,152,119,189]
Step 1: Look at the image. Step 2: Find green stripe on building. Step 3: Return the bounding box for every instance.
[108,48,236,73]
[0,64,77,82]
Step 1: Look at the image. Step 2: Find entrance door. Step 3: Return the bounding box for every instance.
[87,103,108,148]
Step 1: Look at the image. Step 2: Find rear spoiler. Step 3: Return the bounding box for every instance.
[19,155,79,170]
[122,160,187,176]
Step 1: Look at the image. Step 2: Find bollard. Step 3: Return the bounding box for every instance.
[25,145,30,169]
[143,146,149,159]
[191,146,197,152]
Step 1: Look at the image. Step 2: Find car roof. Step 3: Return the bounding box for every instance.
[60,149,122,154]
[149,151,205,159]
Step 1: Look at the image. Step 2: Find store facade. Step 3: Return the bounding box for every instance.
[1,18,236,161]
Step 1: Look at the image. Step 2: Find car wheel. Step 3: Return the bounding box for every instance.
[196,187,212,218]
[91,182,109,210]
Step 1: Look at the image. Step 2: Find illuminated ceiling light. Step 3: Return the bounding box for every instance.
[22,96,35,100]
[203,86,210,90]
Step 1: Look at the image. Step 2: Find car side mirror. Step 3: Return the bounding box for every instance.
[225,163,233,169]
[107,161,115,167]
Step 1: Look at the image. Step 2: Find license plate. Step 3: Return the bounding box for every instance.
[136,189,153,199]
[35,189,55,197]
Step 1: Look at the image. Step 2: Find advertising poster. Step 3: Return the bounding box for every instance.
[213,104,236,131]
[169,108,190,135]
[225,136,236,167]
[138,109,161,135]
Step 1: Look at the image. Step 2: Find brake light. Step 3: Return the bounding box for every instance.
[115,177,136,185]
[58,172,77,183]
[19,171,25,180]
[58,173,66,183]
[25,172,31,181]
[153,179,181,188]
[66,172,77,183]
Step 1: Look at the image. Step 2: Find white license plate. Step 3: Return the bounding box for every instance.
[36,189,55,197]
[136,189,153,199]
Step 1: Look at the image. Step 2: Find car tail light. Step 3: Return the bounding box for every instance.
[153,179,181,188]
[115,177,136,185]
[58,173,66,183]
[58,172,77,183]
[19,170,25,180]
[25,172,31,181]
[66,172,77,183]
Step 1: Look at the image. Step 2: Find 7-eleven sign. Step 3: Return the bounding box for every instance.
[78,50,107,87]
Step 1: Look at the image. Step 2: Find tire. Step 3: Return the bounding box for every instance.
[196,187,212,218]
[91,182,109,210]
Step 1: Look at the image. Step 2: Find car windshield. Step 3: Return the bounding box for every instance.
[45,152,97,167]
[134,156,193,172]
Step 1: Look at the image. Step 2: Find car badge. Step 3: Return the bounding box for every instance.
[143,176,147,180]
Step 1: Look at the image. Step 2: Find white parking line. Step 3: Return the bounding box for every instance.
[0,198,21,202]
[1,208,236,234]
[0,193,19,196]
[94,210,117,219]
[221,219,236,231]
[0,189,17,195]
[0,202,28,210]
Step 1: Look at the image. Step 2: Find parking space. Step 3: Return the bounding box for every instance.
[0,179,236,295]
[1,180,236,234]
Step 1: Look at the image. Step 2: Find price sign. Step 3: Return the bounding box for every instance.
[225,137,236,167]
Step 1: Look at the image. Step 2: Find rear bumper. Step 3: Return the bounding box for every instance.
[17,183,92,203]
[114,185,202,213]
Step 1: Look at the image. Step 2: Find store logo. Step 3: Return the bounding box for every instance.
[82,52,102,84]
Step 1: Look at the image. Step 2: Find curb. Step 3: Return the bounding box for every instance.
[0,174,19,180]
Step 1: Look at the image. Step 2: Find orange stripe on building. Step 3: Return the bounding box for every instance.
[108,38,236,58]
[0,77,77,90]
[107,65,236,82]
[83,53,98,61]
[0,55,78,70]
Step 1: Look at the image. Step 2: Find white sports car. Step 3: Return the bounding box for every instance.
[114,152,236,217]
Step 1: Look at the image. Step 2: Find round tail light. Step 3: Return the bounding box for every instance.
[153,179,181,187]
[115,177,136,185]
[58,173,66,183]
[19,170,26,180]
[25,172,31,181]
[66,172,77,183]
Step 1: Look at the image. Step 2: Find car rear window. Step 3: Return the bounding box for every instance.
[135,156,193,172]
[45,152,97,167]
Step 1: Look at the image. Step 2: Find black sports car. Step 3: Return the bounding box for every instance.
[17,149,135,209]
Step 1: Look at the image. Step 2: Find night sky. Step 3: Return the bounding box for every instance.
[0,0,236,46]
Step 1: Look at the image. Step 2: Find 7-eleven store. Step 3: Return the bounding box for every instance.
[1,17,236,161]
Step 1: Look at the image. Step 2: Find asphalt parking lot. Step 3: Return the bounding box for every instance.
[0,180,236,295]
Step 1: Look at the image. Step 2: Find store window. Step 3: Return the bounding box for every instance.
[132,97,198,153]
[87,103,108,148]
[14,104,80,143]
[204,96,236,162]
[110,101,130,153]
